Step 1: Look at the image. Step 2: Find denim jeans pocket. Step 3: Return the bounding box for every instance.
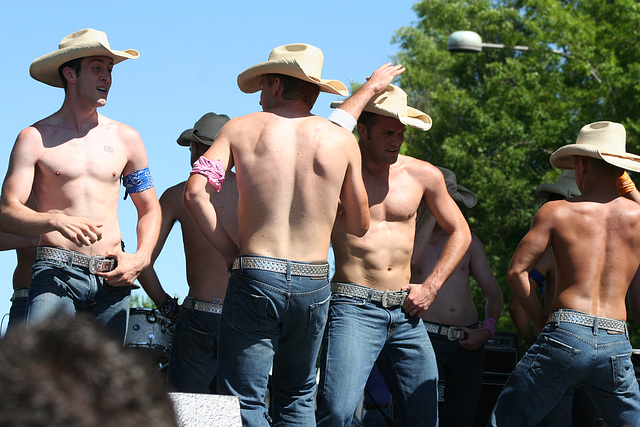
[308,294,331,337]
[531,335,579,381]
[230,284,269,334]
[611,352,636,392]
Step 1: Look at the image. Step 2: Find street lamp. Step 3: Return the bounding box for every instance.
[446,30,601,83]
[447,30,566,56]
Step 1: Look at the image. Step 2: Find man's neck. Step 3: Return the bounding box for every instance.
[263,98,313,118]
[57,98,100,133]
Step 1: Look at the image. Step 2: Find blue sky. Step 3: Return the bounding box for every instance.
[0,0,419,330]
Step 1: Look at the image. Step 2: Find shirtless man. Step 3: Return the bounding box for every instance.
[183,43,370,426]
[137,112,238,393]
[315,85,472,426]
[509,170,581,347]
[490,121,640,426]
[411,167,502,427]
[0,29,161,341]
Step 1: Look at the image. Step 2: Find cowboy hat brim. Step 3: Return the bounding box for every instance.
[30,41,139,88]
[237,58,348,96]
[330,101,432,132]
[452,185,477,208]
[535,183,577,199]
[550,144,640,173]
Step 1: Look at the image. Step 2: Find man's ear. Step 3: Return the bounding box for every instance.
[62,66,76,86]
[357,122,368,141]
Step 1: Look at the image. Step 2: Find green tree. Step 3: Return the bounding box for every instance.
[392,0,640,347]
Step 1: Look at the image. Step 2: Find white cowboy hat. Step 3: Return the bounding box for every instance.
[30,28,139,88]
[330,84,432,131]
[237,43,348,96]
[535,170,581,199]
[437,166,477,208]
[550,121,640,173]
[177,113,230,146]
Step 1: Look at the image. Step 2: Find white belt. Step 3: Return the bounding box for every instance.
[182,297,223,314]
[11,288,29,301]
[232,256,329,278]
[547,310,626,333]
[331,282,407,308]
[424,321,470,341]
[36,246,117,274]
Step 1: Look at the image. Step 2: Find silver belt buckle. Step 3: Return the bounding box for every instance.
[88,255,106,274]
[447,326,465,341]
[381,290,399,308]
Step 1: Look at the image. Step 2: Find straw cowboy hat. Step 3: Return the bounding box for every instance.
[550,121,640,173]
[330,84,432,132]
[437,166,477,208]
[177,113,230,146]
[535,170,581,199]
[237,43,348,96]
[30,28,139,88]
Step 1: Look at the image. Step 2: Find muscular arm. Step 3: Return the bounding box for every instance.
[101,131,161,287]
[183,127,239,264]
[137,187,180,306]
[403,167,471,316]
[0,127,102,245]
[337,134,370,237]
[333,63,405,126]
[507,208,552,331]
[459,235,503,350]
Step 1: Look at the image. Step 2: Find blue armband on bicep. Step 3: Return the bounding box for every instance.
[122,167,154,200]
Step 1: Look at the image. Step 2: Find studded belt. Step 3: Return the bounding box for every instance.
[424,321,470,341]
[547,310,626,333]
[232,256,329,278]
[331,282,408,309]
[35,246,117,274]
[182,297,223,314]
[10,288,29,301]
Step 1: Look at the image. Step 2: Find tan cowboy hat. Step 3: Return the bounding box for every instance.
[177,113,230,146]
[30,28,140,88]
[237,43,348,96]
[550,121,640,173]
[330,84,432,132]
[437,166,477,208]
[535,170,581,199]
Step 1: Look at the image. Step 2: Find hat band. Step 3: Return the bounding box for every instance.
[601,152,640,163]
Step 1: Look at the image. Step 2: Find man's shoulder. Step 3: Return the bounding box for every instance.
[395,155,440,179]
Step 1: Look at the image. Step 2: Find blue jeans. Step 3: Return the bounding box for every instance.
[7,289,28,331]
[429,329,485,427]
[167,297,220,393]
[316,291,439,427]
[489,309,640,427]
[536,386,601,427]
[216,257,331,427]
[28,258,131,342]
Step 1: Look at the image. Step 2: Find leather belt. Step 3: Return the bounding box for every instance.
[331,282,407,308]
[35,246,117,274]
[232,256,329,278]
[424,321,469,341]
[11,288,29,301]
[182,297,223,314]
[547,310,626,333]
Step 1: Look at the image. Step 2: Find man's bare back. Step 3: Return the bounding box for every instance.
[191,109,367,263]
[545,196,640,318]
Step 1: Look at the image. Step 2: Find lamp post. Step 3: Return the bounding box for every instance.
[446,30,601,83]
[447,30,566,56]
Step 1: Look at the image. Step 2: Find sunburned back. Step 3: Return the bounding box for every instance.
[550,197,640,319]
[31,114,128,254]
[231,112,352,261]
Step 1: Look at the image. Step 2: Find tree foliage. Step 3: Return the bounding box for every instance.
[392,0,640,346]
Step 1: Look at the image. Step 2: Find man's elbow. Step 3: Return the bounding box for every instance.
[348,213,370,238]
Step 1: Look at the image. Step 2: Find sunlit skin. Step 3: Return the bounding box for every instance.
[0,54,161,287]
[332,113,471,318]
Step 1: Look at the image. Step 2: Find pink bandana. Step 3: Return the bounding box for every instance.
[190,156,225,191]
